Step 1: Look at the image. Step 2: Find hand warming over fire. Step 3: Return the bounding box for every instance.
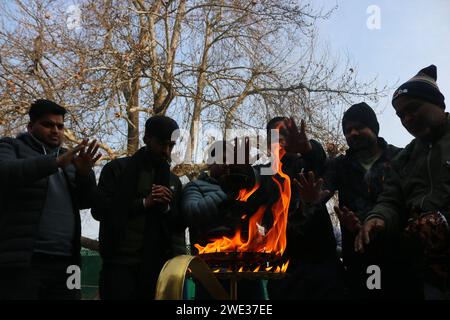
[282,117,313,155]
[354,217,385,253]
[293,171,330,204]
[334,206,361,233]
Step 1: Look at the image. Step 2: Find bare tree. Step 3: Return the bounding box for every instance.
[0,0,386,161]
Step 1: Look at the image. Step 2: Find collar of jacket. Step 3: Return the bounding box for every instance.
[16,132,63,157]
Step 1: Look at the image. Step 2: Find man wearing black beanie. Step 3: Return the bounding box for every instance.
[283,101,402,300]
[357,65,450,299]
[297,101,404,299]
[92,115,183,300]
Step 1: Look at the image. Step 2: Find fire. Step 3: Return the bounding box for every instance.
[195,144,291,260]
[281,261,289,273]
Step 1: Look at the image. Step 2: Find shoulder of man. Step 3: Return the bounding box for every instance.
[0,136,18,146]
[0,136,24,156]
[390,139,417,170]
[100,156,131,176]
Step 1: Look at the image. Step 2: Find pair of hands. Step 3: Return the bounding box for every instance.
[143,185,173,208]
[56,139,101,176]
[334,205,385,253]
[293,170,386,253]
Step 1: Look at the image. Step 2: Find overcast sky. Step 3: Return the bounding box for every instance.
[315,0,450,147]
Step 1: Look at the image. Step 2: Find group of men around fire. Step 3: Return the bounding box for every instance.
[0,65,449,300]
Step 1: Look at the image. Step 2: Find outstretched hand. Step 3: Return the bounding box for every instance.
[56,140,87,168]
[56,139,102,176]
[73,139,102,176]
[293,171,330,204]
[354,218,386,253]
[334,206,361,233]
[283,117,312,155]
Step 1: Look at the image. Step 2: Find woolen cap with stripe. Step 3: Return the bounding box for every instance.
[392,64,445,109]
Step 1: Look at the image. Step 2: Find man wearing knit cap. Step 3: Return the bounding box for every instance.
[296,102,403,298]
[92,115,183,299]
[356,65,450,299]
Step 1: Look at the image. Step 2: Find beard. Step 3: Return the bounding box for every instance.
[348,135,377,152]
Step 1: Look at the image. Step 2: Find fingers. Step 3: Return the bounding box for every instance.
[153,196,172,203]
[149,185,172,204]
[299,172,309,187]
[152,191,172,200]
[355,230,364,253]
[86,139,97,155]
[362,223,372,247]
[283,118,292,131]
[289,117,299,132]
[93,153,102,164]
[91,144,100,157]
[300,119,306,135]
[72,139,88,154]
[152,185,173,198]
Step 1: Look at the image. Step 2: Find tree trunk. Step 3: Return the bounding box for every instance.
[126,79,140,155]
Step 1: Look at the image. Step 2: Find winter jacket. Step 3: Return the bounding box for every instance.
[181,172,229,246]
[367,114,450,236]
[323,138,401,222]
[0,133,96,267]
[91,147,183,267]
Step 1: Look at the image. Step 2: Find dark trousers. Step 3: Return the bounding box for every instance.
[99,262,158,300]
[0,253,81,300]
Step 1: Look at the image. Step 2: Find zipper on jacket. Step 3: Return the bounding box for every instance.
[420,143,433,210]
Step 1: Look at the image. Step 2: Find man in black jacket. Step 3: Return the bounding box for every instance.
[92,115,183,300]
[297,102,405,299]
[0,99,100,300]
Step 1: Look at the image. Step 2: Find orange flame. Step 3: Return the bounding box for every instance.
[281,260,289,273]
[195,143,291,259]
